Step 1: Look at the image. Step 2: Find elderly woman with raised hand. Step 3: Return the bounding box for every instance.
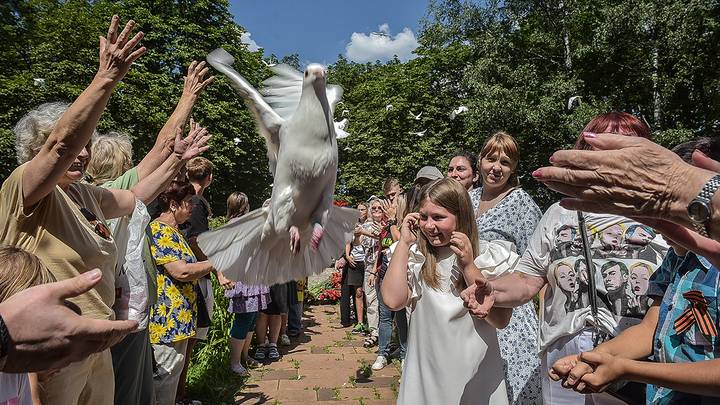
[461,113,669,405]
[86,59,213,405]
[457,134,543,405]
[148,181,214,405]
[0,16,148,405]
[88,109,210,404]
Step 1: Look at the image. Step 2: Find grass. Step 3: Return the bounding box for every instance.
[186,283,246,405]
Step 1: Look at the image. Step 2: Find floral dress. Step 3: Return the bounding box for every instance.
[148,220,198,344]
[470,187,543,405]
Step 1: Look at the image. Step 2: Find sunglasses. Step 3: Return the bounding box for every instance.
[80,207,112,240]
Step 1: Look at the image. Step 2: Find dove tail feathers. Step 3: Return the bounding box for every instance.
[198,206,359,286]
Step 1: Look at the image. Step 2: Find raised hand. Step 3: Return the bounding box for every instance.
[173,121,211,161]
[399,213,420,245]
[449,231,474,269]
[380,199,396,221]
[182,60,215,98]
[97,15,146,83]
[460,277,495,318]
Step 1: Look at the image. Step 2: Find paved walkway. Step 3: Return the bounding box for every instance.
[236,304,400,404]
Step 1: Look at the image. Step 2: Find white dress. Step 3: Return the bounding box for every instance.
[394,241,518,405]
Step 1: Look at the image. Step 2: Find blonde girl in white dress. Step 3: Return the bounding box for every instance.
[381,177,519,405]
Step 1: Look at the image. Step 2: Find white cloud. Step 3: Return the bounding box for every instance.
[240,32,261,52]
[345,24,419,63]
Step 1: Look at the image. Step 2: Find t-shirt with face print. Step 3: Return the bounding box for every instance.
[516,203,668,351]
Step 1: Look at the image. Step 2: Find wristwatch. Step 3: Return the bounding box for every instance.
[687,174,720,237]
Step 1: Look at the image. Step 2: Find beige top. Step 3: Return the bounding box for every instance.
[0,164,118,320]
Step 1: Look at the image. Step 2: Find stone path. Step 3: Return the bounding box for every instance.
[236,304,400,404]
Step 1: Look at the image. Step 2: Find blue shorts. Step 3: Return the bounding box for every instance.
[230,312,258,339]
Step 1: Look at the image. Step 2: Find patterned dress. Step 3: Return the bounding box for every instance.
[148,220,198,344]
[470,187,543,405]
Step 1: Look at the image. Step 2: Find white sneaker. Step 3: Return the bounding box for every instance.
[371,355,387,370]
[231,362,249,377]
[280,334,291,346]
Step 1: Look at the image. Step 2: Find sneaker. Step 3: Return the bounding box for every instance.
[254,345,267,360]
[231,362,249,377]
[279,334,291,346]
[371,355,387,371]
[267,344,281,360]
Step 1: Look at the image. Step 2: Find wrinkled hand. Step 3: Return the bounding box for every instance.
[449,231,474,269]
[381,199,396,221]
[182,60,215,98]
[173,120,211,161]
[399,213,420,245]
[0,269,137,373]
[460,278,495,318]
[533,133,712,225]
[216,272,234,290]
[97,15,146,83]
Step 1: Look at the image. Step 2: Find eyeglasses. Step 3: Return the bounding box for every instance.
[80,207,112,240]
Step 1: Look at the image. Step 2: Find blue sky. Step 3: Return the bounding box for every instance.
[228,0,429,66]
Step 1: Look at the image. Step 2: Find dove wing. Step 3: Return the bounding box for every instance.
[207,48,283,175]
[326,85,344,112]
[260,64,304,121]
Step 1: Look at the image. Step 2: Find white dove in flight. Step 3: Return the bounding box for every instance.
[409,110,422,120]
[385,104,393,111]
[450,105,468,120]
[409,130,427,137]
[199,48,359,285]
[334,118,350,139]
[567,96,582,110]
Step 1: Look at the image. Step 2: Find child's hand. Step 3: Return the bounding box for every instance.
[400,213,420,245]
[449,231,474,269]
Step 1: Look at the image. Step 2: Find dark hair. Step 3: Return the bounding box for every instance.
[671,137,720,164]
[157,181,195,212]
[450,150,479,185]
[575,112,650,150]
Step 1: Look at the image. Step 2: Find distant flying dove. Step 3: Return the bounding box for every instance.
[199,48,359,285]
[567,96,582,110]
[409,110,422,120]
[334,118,350,139]
[385,104,393,111]
[409,130,427,137]
[450,105,468,120]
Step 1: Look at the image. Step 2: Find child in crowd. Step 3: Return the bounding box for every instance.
[0,246,55,405]
[381,178,518,404]
[223,192,271,376]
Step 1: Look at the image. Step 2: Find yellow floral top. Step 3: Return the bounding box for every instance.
[148,220,198,344]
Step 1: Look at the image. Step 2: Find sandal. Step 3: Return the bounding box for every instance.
[243,357,260,369]
[363,335,378,348]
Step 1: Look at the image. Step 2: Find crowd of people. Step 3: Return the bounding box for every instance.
[0,13,718,405]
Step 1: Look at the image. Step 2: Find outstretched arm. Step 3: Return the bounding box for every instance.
[22,16,145,211]
[136,61,214,179]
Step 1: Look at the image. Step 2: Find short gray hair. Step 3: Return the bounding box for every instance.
[14,102,70,164]
[87,131,134,185]
[14,101,98,164]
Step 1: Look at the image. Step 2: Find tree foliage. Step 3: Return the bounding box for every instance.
[1,0,718,214]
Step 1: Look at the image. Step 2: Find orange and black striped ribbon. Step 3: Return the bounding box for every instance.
[674,290,718,337]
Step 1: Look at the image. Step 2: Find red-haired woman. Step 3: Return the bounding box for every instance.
[463,113,669,405]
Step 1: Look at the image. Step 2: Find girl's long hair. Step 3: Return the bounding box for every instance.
[417,177,479,290]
